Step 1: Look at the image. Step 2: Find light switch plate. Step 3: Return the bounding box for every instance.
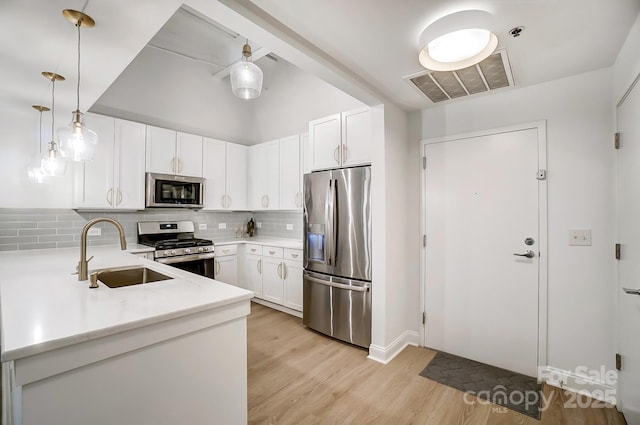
[568,229,591,246]
[286,224,293,230]
[199,224,207,230]
[218,223,226,229]
[256,222,262,228]
[87,228,101,236]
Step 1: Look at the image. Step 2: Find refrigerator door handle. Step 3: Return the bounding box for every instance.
[325,178,334,265]
[305,275,370,292]
[333,178,339,266]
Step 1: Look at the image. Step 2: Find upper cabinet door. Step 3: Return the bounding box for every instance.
[226,143,247,210]
[341,107,372,167]
[247,144,266,210]
[176,132,203,177]
[202,137,227,210]
[114,119,146,210]
[74,113,115,209]
[279,135,301,210]
[146,125,176,175]
[309,113,341,171]
[264,140,280,210]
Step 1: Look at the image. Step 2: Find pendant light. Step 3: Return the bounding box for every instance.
[58,9,97,161]
[27,105,50,184]
[42,72,67,177]
[230,40,263,99]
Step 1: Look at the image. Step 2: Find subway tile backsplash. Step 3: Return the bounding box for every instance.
[0,209,303,252]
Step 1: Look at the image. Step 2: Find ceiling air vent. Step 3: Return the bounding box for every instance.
[406,50,514,103]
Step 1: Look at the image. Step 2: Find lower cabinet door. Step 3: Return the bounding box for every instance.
[246,254,263,298]
[215,256,238,286]
[283,260,303,311]
[262,257,284,304]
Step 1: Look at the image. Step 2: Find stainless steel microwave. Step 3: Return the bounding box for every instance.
[145,173,205,208]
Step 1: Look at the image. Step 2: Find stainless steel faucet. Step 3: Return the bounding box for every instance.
[78,217,127,281]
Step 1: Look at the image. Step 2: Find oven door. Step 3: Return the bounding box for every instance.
[156,253,215,279]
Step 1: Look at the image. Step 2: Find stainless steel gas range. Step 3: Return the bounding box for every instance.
[137,221,215,278]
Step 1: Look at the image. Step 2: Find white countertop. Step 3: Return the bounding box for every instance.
[0,245,253,362]
[213,237,303,250]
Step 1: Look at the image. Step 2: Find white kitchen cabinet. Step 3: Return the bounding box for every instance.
[73,114,145,210]
[262,256,284,305]
[279,134,302,210]
[301,132,310,175]
[247,140,279,210]
[283,259,303,311]
[146,126,203,177]
[203,139,247,211]
[215,244,238,286]
[225,143,247,210]
[245,254,263,298]
[308,107,371,171]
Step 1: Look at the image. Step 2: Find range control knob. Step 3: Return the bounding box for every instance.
[198,247,204,253]
[171,250,177,255]
[185,248,191,254]
[163,251,170,257]
[203,246,209,252]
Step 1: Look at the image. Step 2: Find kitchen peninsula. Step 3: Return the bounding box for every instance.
[0,245,253,425]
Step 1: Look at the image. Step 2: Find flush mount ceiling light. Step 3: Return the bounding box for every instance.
[58,9,98,162]
[230,40,263,99]
[42,72,67,177]
[418,10,498,71]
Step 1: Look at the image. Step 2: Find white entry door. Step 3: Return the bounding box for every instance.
[616,78,640,424]
[423,125,546,377]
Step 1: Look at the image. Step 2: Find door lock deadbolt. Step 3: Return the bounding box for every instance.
[524,237,535,246]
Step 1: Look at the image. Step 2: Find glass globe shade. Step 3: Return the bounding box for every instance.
[230,61,263,99]
[58,111,98,161]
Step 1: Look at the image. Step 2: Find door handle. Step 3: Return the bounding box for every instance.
[513,250,535,258]
[305,275,370,292]
[623,288,640,296]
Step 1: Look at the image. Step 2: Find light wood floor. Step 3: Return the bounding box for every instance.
[247,303,627,425]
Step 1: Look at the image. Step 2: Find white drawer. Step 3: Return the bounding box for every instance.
[245,244,262,255]
[284,248,303,261]
[263,246,284,258]
[215,244,238,256]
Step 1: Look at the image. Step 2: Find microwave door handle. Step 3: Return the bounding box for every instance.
[333,178,338,266]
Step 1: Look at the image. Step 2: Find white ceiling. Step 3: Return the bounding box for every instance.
[246,0,640,110]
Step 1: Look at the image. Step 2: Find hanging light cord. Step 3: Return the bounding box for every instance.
[51,77,56,141]
[75,23,81,111]
[38,110,43,154]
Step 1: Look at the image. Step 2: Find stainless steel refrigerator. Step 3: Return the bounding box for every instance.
[303,166,372,348]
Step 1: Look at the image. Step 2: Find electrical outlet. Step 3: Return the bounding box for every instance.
[256,222,262,228]
[286,224,293,230]
[218,223,226,229]
[87,228,101,236]
[199,224,207,230]
[568,229,591,246]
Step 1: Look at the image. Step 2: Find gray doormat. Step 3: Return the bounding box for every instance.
[419,351,542,419]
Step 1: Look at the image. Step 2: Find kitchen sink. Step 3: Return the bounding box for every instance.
[93,266,173,288]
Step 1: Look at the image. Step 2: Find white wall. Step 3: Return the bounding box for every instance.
[90,46,256,144]
[409,67,616,374]
[252,59,365,141]
[614,13,640,104]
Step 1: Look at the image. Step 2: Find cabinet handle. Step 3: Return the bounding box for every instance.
[282,262,288,279]
[265,195,270,208]
[170,157,176,173]
[227,194,232,209]
[223,249,230,254]
[342,144,348,163]
[220,195,226,208]
[215,259,220,276]
[291,253,299,259]
[251,248,256,252]
[257,258,262,274]
[277,262,282,279]
[269,250,276,255]
[333,146,340,164]
[116,189,123,206]
[178,158,183,173]
[106,188,113,206]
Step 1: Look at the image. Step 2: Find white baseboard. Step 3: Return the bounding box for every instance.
[541,366,617,405]
[250,299,302,318]
[367,330,420,364]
